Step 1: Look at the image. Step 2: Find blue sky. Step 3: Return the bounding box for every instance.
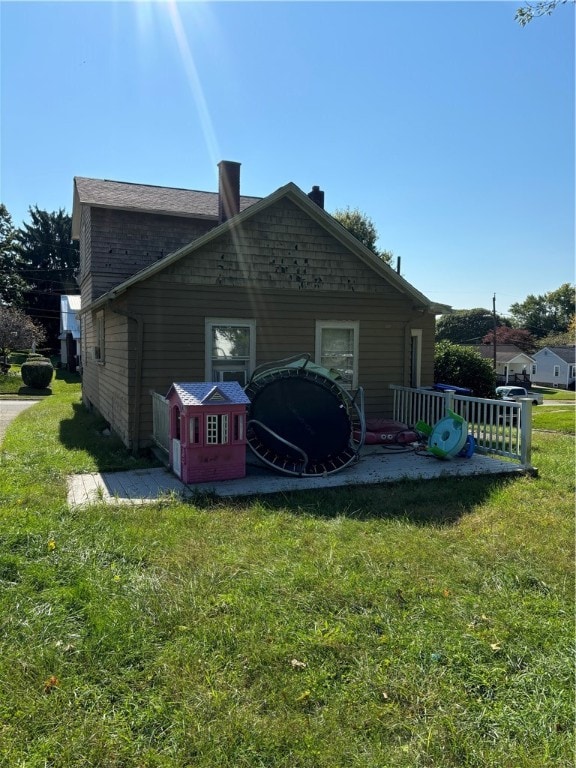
[1,0,574,315]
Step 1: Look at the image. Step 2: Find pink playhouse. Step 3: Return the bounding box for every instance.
[166,382,251,484]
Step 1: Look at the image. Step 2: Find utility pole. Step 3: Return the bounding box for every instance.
[492,293,498,372]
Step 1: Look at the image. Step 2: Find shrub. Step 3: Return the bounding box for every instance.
[20,356,54,389]
[434,340,496,398]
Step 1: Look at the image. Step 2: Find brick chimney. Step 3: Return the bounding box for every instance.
[218,161,241,223]
[307,185,325,209]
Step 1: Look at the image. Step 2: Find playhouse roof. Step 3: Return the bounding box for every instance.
[168,382,251,407]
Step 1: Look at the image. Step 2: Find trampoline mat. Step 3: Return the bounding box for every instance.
[248,374,352,462]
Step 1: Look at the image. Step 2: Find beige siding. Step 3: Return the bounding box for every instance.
[158,198,394,294]
[81,306,132,446]
[121,283,435,449]
[81,195,437,450]
[88,208,216,299]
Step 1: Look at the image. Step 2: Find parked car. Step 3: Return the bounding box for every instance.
[495,386,543,405]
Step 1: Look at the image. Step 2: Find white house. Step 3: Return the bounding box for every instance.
[532,346,576,389]
[59,294,81,371]
[468,344,535,384]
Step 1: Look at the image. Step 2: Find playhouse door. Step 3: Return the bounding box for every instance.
[172,438,182,478]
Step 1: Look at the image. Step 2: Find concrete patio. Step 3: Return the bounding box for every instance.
[67,445,528,509]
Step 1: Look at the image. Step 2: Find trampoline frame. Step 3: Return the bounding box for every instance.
[245,354,366,477]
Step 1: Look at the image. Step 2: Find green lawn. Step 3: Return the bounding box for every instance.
[0,381,573,767]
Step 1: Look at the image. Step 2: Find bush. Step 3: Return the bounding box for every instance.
[434,341,496,398]
[20,356,54,389]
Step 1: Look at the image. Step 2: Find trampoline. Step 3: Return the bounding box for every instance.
[245,355,366,476]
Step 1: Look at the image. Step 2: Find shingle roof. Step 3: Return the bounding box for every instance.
[469,344,534,363]
[74,177,261,219]
[168,382,251,406]
[538,346,576,363]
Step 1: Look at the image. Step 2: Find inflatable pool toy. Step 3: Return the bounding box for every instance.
[416,410,472,460]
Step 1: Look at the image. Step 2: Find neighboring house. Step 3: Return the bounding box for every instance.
[73,160,449,453]
[468,344,535,385]
[59,294,81,371]
[532,346,576,388]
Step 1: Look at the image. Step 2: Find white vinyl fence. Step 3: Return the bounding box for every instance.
[390,385,532,466]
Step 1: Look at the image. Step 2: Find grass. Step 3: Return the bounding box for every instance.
[532,406,575,434]
[0,382,574,767]
[532,385,576,402]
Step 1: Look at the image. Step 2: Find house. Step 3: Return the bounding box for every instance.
[72,161,449,453]
[59,294,81,371]
[468,344,535,385]
[532,346,576,388]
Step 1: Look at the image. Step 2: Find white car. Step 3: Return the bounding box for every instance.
[495,386,543,405]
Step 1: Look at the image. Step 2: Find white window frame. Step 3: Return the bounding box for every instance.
[205,318,256,384]
[206,414,229,445]
[553,365,560,378]
[531,364,537,376]
[410,329,422,388]
[315,320,359,390]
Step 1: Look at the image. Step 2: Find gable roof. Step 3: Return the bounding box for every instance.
[167,382,251,406]
[469,344,534,363]
[533,346,576,364]
[72,177,261,239]
[84,181,449,316]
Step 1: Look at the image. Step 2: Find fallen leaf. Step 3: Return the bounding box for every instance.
[296,689,311,702]
[43,675,60,693]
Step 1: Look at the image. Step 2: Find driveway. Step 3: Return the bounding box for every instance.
[0,399,39,443]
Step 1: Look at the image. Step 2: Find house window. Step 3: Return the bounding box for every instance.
[531,364,537,376]
[94,310,104,363]
[553,365,560,378]
[570,365,575,378]
[205,319,256,385]
[206,414,229,444]
[315,321,359,389]
[410,329,422,388]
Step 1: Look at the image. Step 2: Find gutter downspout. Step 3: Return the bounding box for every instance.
[109,304,145,455]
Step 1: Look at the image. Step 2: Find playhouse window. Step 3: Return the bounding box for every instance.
[315,321,359,389]
[189,416,200,444]
[233,413,244,442]
[206,414,229,444]
[205,319,256,384]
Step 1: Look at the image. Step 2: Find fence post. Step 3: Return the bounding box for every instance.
[443,390,455,415]
[519,398,532,466]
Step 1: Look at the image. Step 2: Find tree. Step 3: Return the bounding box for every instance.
[332,207,393,265]
[0,204,28,308]
[434,341,496,398]
[508,283,575,338]
[482,326,536,353]
[15,206,79,348]
[516,0,575,25]
[534,314,575,348]
[436,308,508,345]
[0,306,45,362]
